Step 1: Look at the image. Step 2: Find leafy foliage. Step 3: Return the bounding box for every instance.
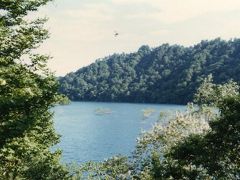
[0,0,68,179]
[163,84,240,179]
[132,79,240,179]
[69,156,131,179]
[59,39,240,104]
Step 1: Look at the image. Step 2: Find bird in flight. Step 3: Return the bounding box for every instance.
[114,31,119,37]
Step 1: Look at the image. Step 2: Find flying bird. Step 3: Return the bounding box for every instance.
[114,31,119,37]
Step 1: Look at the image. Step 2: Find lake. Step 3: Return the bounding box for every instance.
[53,102,185,163]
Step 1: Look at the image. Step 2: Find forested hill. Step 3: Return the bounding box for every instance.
[59,38,240,104]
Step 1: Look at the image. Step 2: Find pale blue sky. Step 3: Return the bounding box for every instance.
[36,0,240,76]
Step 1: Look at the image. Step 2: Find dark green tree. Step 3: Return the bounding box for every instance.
[132,78,240,179]
[59,39,240,104]
[0,0,68,179]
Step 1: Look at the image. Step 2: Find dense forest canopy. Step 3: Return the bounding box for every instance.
[0,0,68,178]
[59,38,240,104]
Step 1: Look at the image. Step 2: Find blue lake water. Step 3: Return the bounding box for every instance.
[53,102,185,163]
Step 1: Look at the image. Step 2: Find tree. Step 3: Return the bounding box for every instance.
[0,0,68,179]
[132,77,240,179]
[164,79,240,179]
[70,156,131,179]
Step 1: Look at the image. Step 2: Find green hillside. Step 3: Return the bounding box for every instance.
[59,38,240,104]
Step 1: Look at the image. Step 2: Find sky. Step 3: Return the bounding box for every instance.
[35,0,240,76]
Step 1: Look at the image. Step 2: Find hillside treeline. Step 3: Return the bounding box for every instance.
[59,38,240,104]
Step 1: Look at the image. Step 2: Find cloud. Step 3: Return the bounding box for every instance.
[112,0,240,23]
[64,3,113,22]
